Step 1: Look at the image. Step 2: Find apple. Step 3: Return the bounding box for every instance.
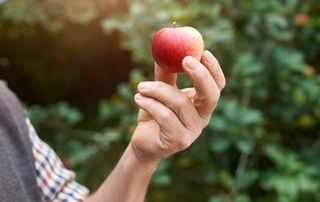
[151,22,204,73]
[295,13,309,26]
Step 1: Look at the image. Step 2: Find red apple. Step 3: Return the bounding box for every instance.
[295,13,309,26]
[151,23,204,73]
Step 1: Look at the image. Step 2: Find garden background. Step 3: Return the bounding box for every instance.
[0,0,320,201]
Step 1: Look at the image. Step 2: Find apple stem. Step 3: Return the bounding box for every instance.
[172,21,176,28]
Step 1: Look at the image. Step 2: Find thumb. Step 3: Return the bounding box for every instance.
[155,62,177,87]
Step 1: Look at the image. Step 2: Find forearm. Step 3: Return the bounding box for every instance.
[84,143,159,202]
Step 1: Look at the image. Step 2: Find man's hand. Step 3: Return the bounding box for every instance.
[132,50,226,164]
[85,50,225,202]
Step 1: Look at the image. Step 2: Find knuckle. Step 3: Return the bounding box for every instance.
[142,97,152,106]
[176,136,192,151]
[198,67,210,79]
[158,111,173,124]
[210,96,219,108]
[209,86,220,100]
[208,94,220,109]
[154,81,164,89]
[193,68,211,87]
[176,94,190,108]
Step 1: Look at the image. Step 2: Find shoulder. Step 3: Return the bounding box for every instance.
[0,80,14,103]
[0,80,21,105]
[0,80,7,86]
[0,80,26,122]
[0,80,9,94]
[0,80,12,108]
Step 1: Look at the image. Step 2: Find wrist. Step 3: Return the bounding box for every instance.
[126,143,160,175]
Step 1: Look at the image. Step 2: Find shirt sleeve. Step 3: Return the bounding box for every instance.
[26,118,89,202]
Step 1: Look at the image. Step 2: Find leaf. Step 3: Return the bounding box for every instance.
[56,102,83,125]
[263,144,284,167]
[208,195,223,202]
[233,52,263,77]
[297,173,319,193]
[102,129,121,142]
[210,135,231,153]
[240,109,263,126]
[152,173,171,186]
[266,14,288,29]
[234,194,251,202]
[101,18,128,34]
[64,0,97,24]
[275,176,299,199]
[237,170,259,190]
[153,160,171,186]
[218,171,234,191]
[208,115,228,131]
[98,100,114,121]
[178,157,194,168]
[117,83,134,100]
[274,48,304,71]
[261,171,299,200]
[69,144,100,166]
[236,138,254,154]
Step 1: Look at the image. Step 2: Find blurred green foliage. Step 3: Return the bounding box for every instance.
[1,0,320,201]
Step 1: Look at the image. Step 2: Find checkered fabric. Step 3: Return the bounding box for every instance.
[26,118,89,202]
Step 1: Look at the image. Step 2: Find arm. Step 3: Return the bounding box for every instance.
[85,50,226,202]
[85,144,158,202]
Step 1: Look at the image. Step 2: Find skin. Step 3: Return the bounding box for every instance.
[85,50,226,202]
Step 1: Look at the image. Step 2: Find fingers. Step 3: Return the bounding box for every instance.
[201,50,226,91]
[137,81,202,131]
[134,93,185,133]
[155,63,177,87]
[137,109,151,122]
[181,88,196,102]
[182,56,221,119]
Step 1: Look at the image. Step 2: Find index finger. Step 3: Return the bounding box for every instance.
[182,56,221,120]
[155,62,177,87]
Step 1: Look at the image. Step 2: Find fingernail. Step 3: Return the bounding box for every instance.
[134,93,143,101]
[138,82,151,90]
[204,51,214,64]
[183,56,198,69]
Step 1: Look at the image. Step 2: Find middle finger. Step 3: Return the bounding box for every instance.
[137,81,202,132]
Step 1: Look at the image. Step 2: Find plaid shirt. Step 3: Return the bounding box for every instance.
[26,118,89,202]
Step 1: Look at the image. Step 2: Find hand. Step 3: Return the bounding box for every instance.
[131,50,226,164]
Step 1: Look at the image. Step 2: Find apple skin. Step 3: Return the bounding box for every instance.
[151,26,204,73]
